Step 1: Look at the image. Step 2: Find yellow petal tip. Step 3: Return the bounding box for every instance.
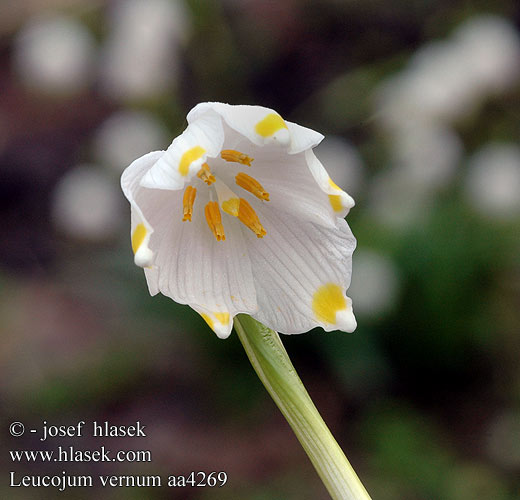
[312,283,351,327]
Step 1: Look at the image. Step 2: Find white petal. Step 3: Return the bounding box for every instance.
[215,140,340,228]
[305,149,355,218]
[121,151,164,267]
[192,306,234,339]
[188,102,292,147]
[140,111,224,190]
[241,151,339,228]
[242,205,356,333]
[138,189,258,337]
[286,121,324,154]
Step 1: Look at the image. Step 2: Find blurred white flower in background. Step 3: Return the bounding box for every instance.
[13,13,96,94]
[371,14,520,230]
[485,409,520,470]
[52,165,124,241]
[375,15,520,128]
[99,0,191,100]
[314,136,365,197]
[465,143,520,219]
[454,15,520,95]
[349,249,401,318]
[93,110,168,174]
[376,41,477,127]
[391,124,463,191]
[367,168,435,229]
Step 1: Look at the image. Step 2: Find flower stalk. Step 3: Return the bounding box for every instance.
[234,314,371,500]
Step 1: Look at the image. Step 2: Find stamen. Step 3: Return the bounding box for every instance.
[221,150,254,166]
[235,172,270,201]
[238,198,266,238]
[182,186,197,221]
[197,163,216,185]
[205,201,226,241]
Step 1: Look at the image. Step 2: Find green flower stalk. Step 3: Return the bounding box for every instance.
[234,315,371,500]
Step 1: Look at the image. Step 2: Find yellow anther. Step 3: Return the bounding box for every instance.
[220,150,254,166]
[238,198,266,238]
[182,186,197,222]
[205,201,225,241]
[197,163,216,185]
[235,172,270,201]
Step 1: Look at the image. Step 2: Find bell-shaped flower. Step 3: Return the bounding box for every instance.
[121,103,357,338]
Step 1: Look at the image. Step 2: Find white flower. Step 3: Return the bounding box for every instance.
[121,103,356,338]
[465,143,520,219]
[93,110,168,173]
[100,0,190,100]
[53,165,123,241]
[14,13,96,94]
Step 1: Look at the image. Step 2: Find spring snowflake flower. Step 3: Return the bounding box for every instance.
[121,103,357,338]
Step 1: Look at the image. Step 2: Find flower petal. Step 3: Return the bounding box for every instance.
[236,151,338,228]
[121,151,165,267]
[212,140,341,228]
[188,102,292,148]
[140,111,224,190]
[285,121,324,154]
[305,149,355,218]
[138,189,258,338]
[242,206,357,333]
[193,307,234,339]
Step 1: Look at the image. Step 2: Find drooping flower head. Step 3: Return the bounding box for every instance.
[121,103,357,338]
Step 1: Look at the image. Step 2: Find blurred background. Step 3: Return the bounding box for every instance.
[1,0,519,498]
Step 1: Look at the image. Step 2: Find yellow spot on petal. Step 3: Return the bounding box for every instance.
[238,198,266,238]
[329,194,343,212]
[182,185,197,222]
[312,283,347,325]
[205,201,226,241]
[179,146,206,176]
[221,150,254,166]
[254,113,287,138]
[328,177,341,190]
[236,172,270,201]
[221,197,240,217]
[200,313,214,330]
[214,312,230,325]
[131,223,146,254]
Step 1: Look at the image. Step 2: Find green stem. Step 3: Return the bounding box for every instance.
[234,314,371,500]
